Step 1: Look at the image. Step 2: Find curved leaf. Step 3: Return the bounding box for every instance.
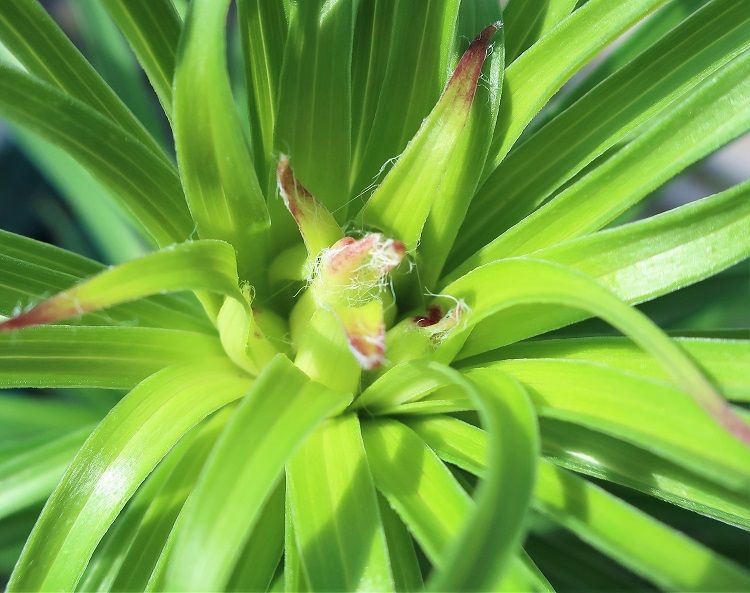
[287,413,393,592]
[162,355,351,591]
[0,67,193,247]
[7,359,252,591]
[456,181,750,355]
[174,0,270,284]
[438,258,750,445]
[503,0,577,63]
[101,0,182,119]
[415,415,750,592]
[469,48,750,266]
[428,367,539,592]
[0,326,223,389]
[466,336,750,401]
[456,0,750,262]
[468,360,750,492]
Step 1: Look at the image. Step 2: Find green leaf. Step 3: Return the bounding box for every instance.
[469,360,750,491]
[227,481,285,593]
[545,0,710,121]
[359,23,500,251]
[0,326,223,390]
[438,258,750,445]
[162,355,351,591]
[540,417,750,529]
[350,0,460,200]
[101,0,182,120]
[0,67,193,247]
[0,240,242,331]
[7,359,252,591]
[469,48,750,265]
[427,368,539,592]
[458,181,750,356]
[77,427,194,592]
[0,0,166,158]
[109,408,231,592]
[466,336,750,402]
[485,0,669,170]
[287,413,394,592]
[502,0,577,63]
[455,0,750,262]
[377,494,423,592]
[174,0,270,284]
[0,229,211,333]
[361,418,470,565]
[0,426,92,521]
[418,20,505,287]
[416,416,750,592]
[10,128,146,264]
[71,0,167,143]
[237,0,287,193]
[275,0,359,217]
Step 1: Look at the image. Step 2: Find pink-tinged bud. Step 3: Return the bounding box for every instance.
[276,155,342,257]
[446,22,502,107]
[0,296,86,332]
[418,300,467,344]
[313,233,406,370]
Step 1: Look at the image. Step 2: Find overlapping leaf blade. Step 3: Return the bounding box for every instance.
[455,181,750,356]
[174,0,270,285]
[467,49,750,267]
[162,355,351,591]
[455,0,750,263]
[7,360,252,591]
[287,413,393,591]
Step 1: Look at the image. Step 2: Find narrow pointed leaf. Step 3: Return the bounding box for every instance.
[0,67,193,247]
[0,0,166,158]
[0,240,242,332]
[0,326,223,389]
[415,416,750,592]
[174,0,270,284]
[162,355,351,591]
[419,21,505,286]
[470,49,750,265]
[102,0,182,119]
[0,230,211,333]
[457,180,750,355]
[438,258,750,444]
[275,0,358,217]
[503,0,577,63]
[456,0,750,261]
[359,23,500,250]
[288,414,394,592]
[7,360,252,592]
[485,0,669,170]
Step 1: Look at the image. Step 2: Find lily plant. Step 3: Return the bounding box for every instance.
[0,0,749,591]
